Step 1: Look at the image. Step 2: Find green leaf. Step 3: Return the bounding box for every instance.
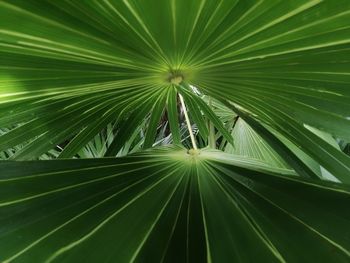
[104,93,161,157]
[223,102,320,180]
[179,84,234,147]
[166,86,181,145]
[143,90,167,149]
[226,118,289,169]
[0,147,349,262]
[178,87,209,140]
[1,0,350,171]
[0,1,350,261]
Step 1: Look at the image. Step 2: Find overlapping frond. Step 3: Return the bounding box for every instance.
[1,147,349,262]
[1,1,350,261]
[1,0,349,170]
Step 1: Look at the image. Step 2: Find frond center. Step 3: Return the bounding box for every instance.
[168,71,184,85]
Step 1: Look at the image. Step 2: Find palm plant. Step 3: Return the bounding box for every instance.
[0,0,350,262]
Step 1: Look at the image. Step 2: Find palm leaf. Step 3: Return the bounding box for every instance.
[226,118,289,169]
[1,147,349,262]
[1,0,350,262]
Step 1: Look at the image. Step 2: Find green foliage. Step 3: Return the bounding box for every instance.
[0,0,350,262]
[1,147,350,262]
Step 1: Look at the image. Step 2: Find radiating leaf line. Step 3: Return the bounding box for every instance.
[180,0,206,66]
[204,163,286,263]
[201,0,323,64]
[129,173,186,262]
[197,162,213,263]
[159,174,189,263]
[205,0,265,51]
[0,1,110,45]
[122,0,170,66]
[0,30,116,63]
[227,11,350,57]
[0,161,176,207]
[3,163,181,262]
[0,159,165,182]
[102,0,165,66]
[201,38,350,68]
[43,165,183,263]
[222,167,350,258]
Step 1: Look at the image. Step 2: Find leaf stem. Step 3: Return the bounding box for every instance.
[179,93,198,150]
